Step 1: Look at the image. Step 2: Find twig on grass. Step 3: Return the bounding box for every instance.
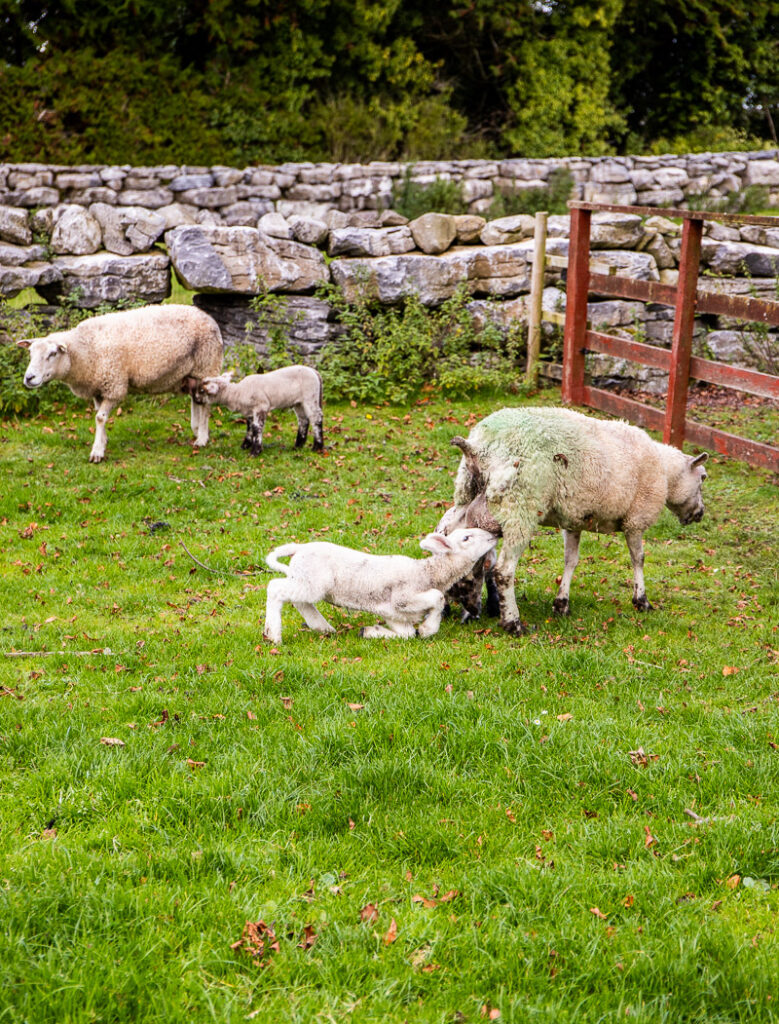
[179,540,269,576]
[4,649,113,658]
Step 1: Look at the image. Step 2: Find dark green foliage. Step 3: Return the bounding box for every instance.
[488,168,575,219]
[390,169,469,219]
[689,185,771,215]
[316,282,527,403]
[2,0,777,163]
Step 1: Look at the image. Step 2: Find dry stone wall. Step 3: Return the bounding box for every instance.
[2,153,778,392]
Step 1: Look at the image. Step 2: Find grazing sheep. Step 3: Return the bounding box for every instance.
[18,304,223,462]
[263,527,498,643]
[443,407,708,634]
[193,366,323,455]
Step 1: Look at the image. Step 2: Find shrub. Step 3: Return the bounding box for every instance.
[390,168,469,220]
[315,281,527,403]
[488,168,575,219]
[690,185,772,215]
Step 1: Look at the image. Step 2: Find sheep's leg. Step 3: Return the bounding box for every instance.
[311,409,324,452]
[248,413,265,456]
[191,396,210,447]
[552,530,581,616]
[292,601,336,634]
[89,397,116,463]
[626,531,653,611]
[241,420,252,450]
[493,532,532,635]
[293,405,309,449]
[360,621,417,639]
[485,571,501,617]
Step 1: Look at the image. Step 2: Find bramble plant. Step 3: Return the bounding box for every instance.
[315,281,527,403]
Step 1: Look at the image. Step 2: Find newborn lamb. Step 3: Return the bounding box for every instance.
[263,528,498,643]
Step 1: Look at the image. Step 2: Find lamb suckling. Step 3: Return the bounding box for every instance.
[435,495,502,622]
[444,407,708,634]
[193,365,323,455]
[263,527,498,643]
[19,304,223,462]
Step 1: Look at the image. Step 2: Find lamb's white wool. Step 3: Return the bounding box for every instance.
[263,527,497,643]
[195,365,323,454]
[19,304,223,462]
[444,407,708,633]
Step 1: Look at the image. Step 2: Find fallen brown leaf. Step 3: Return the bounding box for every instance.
[411,894,438,909]
[557,712,573,722]
[590,906,608,920]
[297,924,317,950]
[231,920,280,964]
[187,758,205,769]
[383,918,398,945]
[725,874,741,889]
[360,903,379,923]
[100,736,125,747]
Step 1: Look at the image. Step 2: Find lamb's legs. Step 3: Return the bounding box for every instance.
[312,411,324,452]
[552,529,581,616]
[625,531,652,611]
[293,601,336,634]
[89,397,116,463]
[190,396,210,447]
[360,589,445,639]
[248,413,266,456]
[293,404,309,449]
[360,621,417,639]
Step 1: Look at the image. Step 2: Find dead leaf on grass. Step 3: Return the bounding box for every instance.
[629,747,659,768]
[100,736,125,747]
[590,907,608,920]
[187,758,205,769]
[230,920,280,964]
[360,903,379,923]
[411,894,438,909]
[383,918,398,945]
[725,874,741,889]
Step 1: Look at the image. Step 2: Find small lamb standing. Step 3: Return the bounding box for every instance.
[263,527,498,643]
[19,304,223,462]
[444,407,708,634]
[194,366,323,455]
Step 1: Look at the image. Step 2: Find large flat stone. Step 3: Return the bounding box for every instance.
[328,226,415,258]
[0,205,32,245]
[38,252,170,307]
[329,244,531,305]
[0,262,61,298]
[166,225,329,293]
[701,239,779,276]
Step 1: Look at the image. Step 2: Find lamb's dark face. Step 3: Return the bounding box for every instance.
[667,452,708,525]
[20,338,69,388]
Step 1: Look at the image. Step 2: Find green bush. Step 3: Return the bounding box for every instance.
[689,184,772,215]
[390,169,469,219]
[487,168,575,219]
[315,282,527,403]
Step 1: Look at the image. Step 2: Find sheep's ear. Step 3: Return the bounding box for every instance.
[16,339,31,349]
[690,452,708,467]
[420,532,452,554]
[57,342,67,353]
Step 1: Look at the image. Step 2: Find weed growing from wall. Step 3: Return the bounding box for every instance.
[488,168,575,219]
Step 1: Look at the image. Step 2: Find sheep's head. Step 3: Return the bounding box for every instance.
[420,527,497,564]
[18,336,70,389]
[666,452,708,525]
[194,372,232,404]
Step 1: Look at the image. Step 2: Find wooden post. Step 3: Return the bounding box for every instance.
[525,210,548,387]
[561,205,591,405]
[664,216,703,448]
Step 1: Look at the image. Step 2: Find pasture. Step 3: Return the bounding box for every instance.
[1,388,777,1023]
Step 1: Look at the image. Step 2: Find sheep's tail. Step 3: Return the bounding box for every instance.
[265,543,301,574]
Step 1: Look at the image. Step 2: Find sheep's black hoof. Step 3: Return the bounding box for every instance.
[241,438,251,450]
[249,447,263,457]
[500,618,531,636]
[632,595,653,612]
[460,608,481,624]
[552,597,570,617]
[358,627,366,637]
[441,603,452,619]
[313,441,324,453]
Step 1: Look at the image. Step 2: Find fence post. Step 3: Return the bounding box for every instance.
[562,205,591,404]
[525,211,548,388]
[664,216,703,448]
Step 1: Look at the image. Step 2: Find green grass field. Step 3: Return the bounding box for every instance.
[1,388,777,1023]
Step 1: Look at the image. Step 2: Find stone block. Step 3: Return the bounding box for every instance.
[0,205,32,245]
[38,252,170,307]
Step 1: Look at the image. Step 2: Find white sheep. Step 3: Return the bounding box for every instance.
[443,407,708,634]
[263,527,498,643]
[18,304,223,462]
[193,366,323,454]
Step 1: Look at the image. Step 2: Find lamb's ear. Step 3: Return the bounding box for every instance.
[690,452,708,467]
[57,342,67,353]
[222,370,235,382]
[419,532,452,555]
[16,339,31,349]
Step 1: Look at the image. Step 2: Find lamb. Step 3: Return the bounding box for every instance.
[192,366,323,455]
[435,495,502,622]
[441,407,708,634]
[263,527,498,643]
[18,304,223,463]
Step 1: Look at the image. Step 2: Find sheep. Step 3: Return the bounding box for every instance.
[435,495,502,622]
[441,407,708,634]
[18,304,223,463]
[263,527,498,643]
[192,365,323,455]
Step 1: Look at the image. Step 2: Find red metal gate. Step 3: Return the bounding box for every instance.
[561,201,779,472]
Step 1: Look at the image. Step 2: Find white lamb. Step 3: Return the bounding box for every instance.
[263,527,498,643]
[443,407,708,634]
[193,366,324,454]
[18,304,223,462]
